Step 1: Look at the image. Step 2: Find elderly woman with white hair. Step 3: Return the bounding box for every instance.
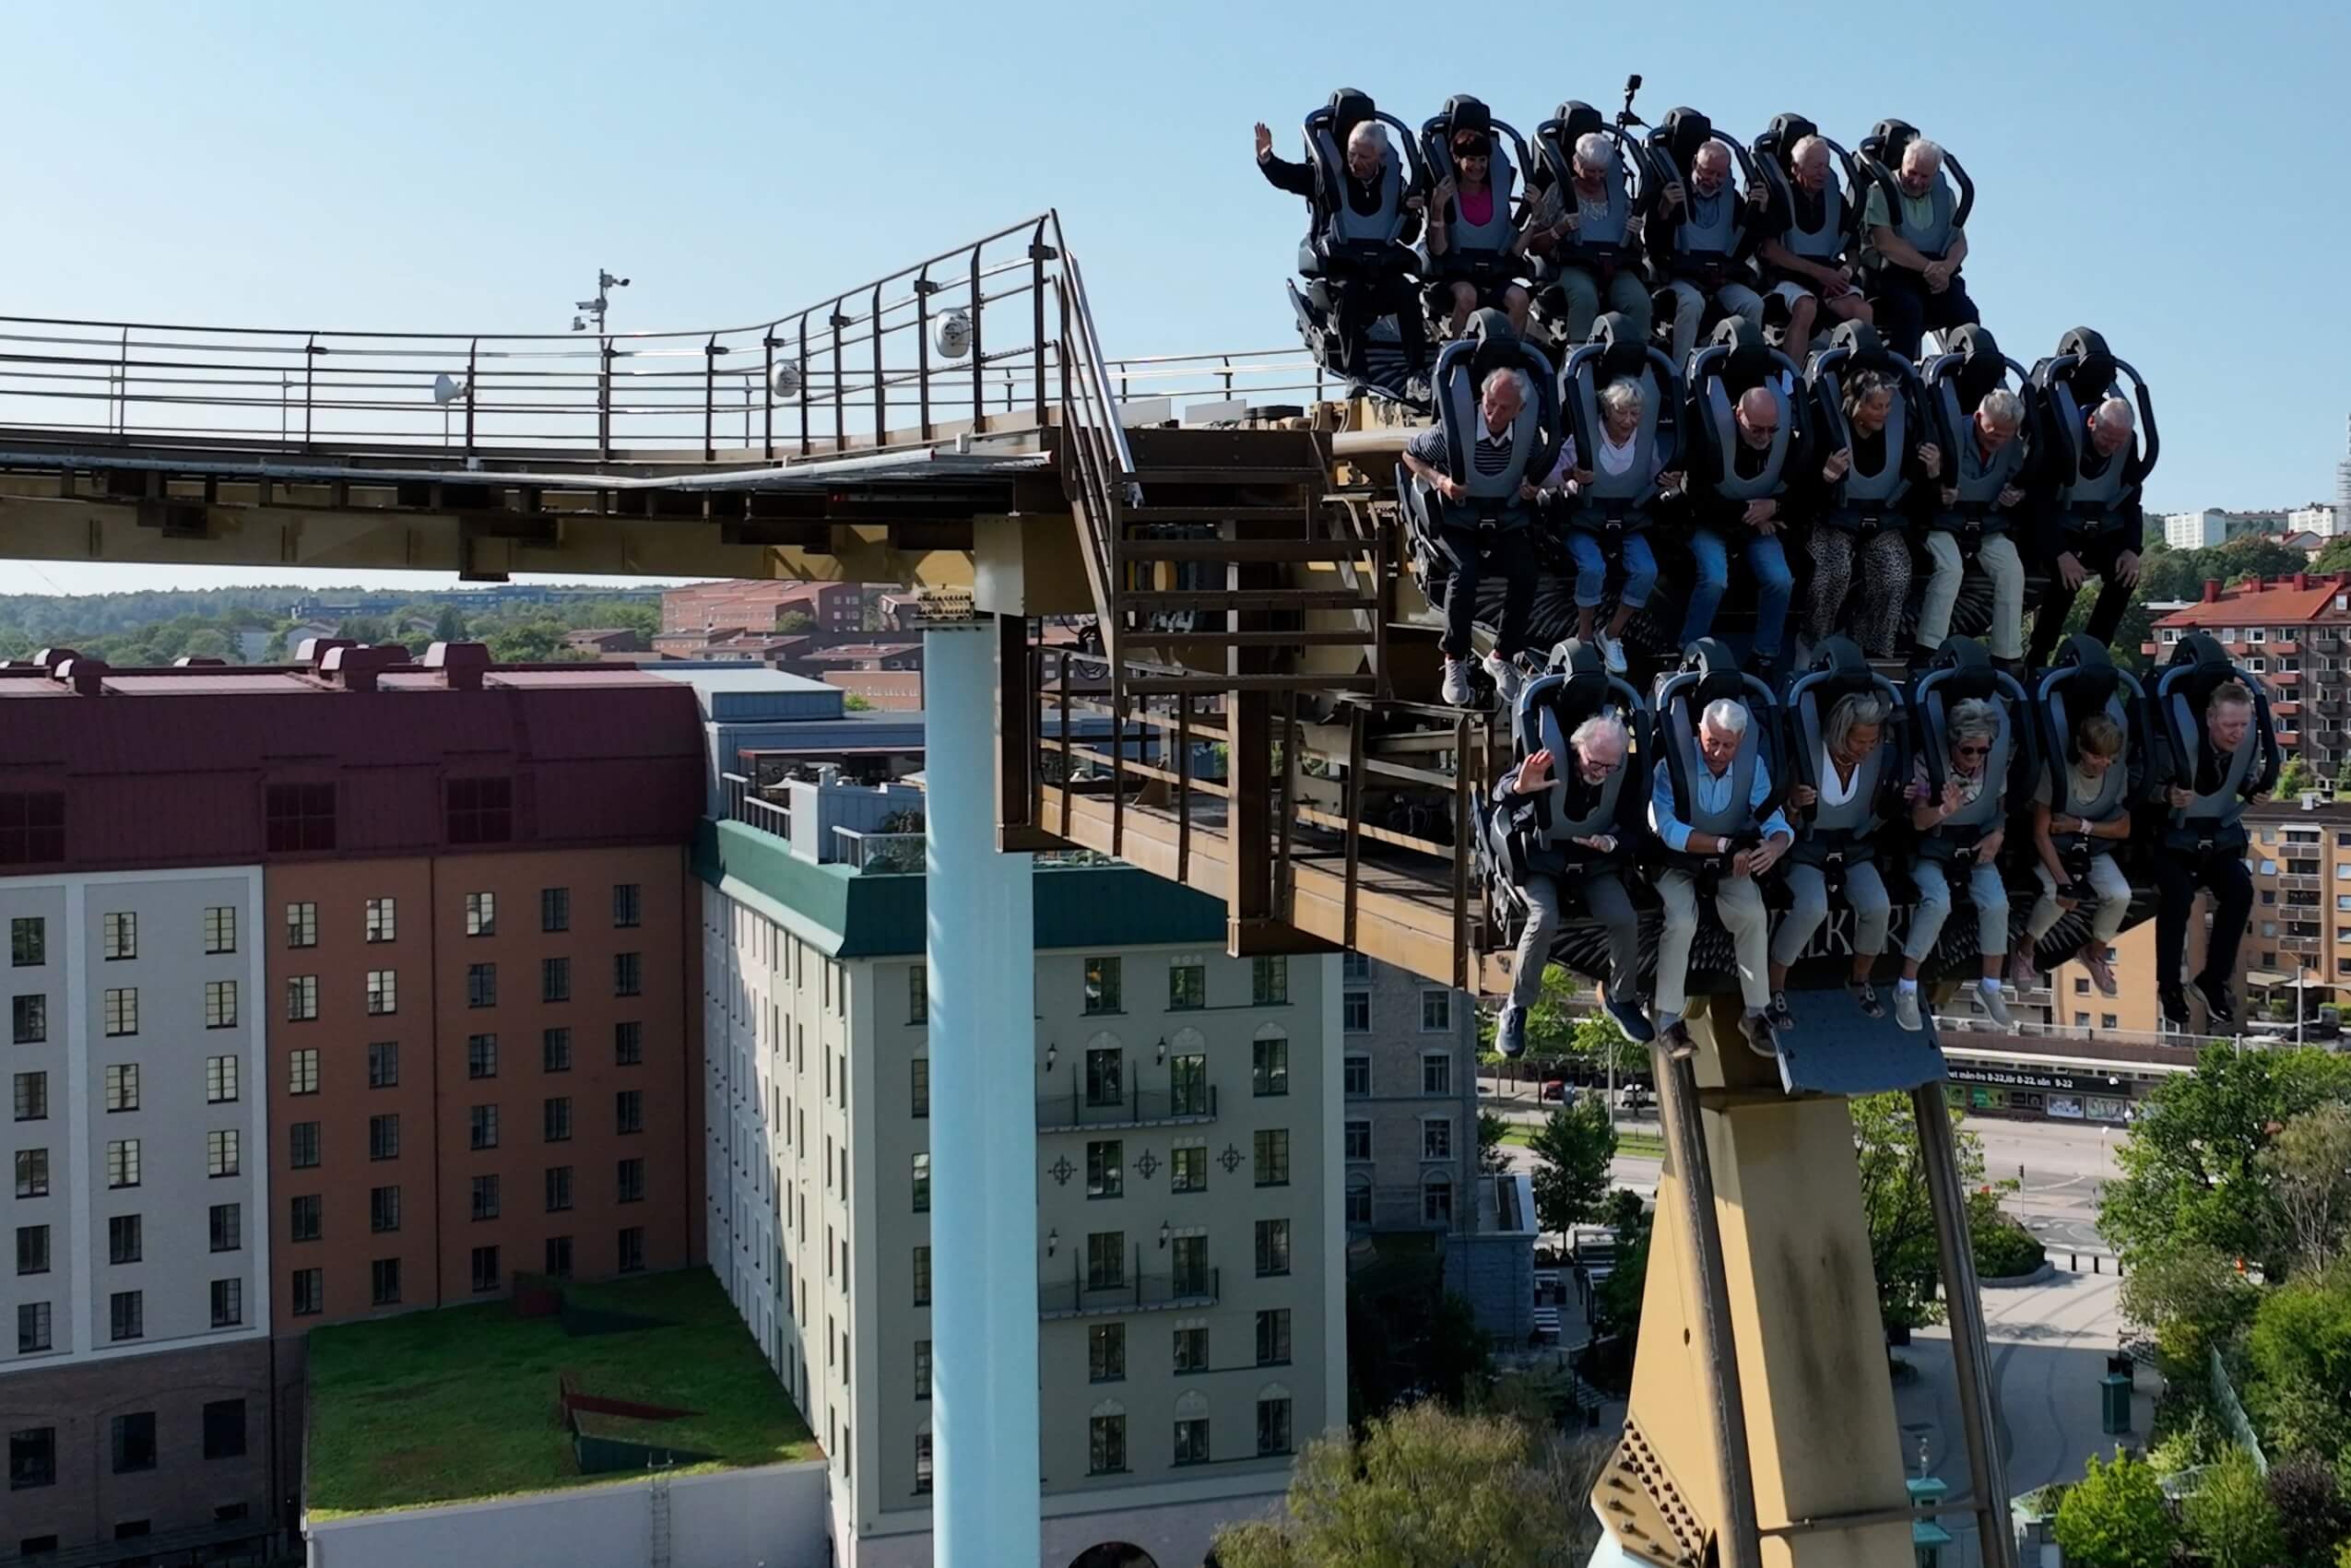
[1862,136,1979,358]
[2026,394,2148,668]
[1541,375,1682,674]
[1522,130,1653,345]
[1899,696,2014,1032]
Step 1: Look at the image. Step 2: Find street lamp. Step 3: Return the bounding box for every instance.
[569,268,631,335]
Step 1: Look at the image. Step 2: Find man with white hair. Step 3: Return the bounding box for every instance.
[1755,135,1873,360]
[1524,130,1653,345]
[1677,384,1799,678]
[1648,696,1794,1056]
[1916,388,2030,670]
[1401,366,1550,704]
[1863,136,1979,358]
[1650,138,1766,371]
[1255,110,1429,380]
[1489,712,1652,1056]
[2026,394,2147,666]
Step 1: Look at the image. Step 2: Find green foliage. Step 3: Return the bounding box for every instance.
[843,693,875,711]
[1527,1100,1616,1238]
[1592,1224,1648,1343]
[775,610,815,634]
[2244,1263,2351,1460]
[2265,1455,2351,1568]
[433,606,467,643]
[2277,756,2321,799]
[1853,1093,1986,1329]
[1345,1251,1493,1422]
[1476,1110,1512,1174]
[2260,1102,2351,1279]
[2051,1452,2179,1568]
[1971,1208,2047,1279]
[1213,1402,1595,1568]
[2182,1447,2286,1568]
[2119,1242,2262,1367]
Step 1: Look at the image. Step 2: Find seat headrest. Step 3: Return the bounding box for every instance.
[1545,637,1608,680]
[1944,324,2008,407]
[2055,327,2117,405]
[1867,118,1921,163]
[1925,635,1999,700]
[1707,317,1775,393]
[2050,633,2121,708]
[1760,112,1819,161]
[1826,319,1891,366]
[2168,631,2231,680]
[1327,88,1376,140]
[1675,637,1751,710]
[1442,94,1492,136]
[1805,634,1871,681]
[1554,100,1605,143]
[1465,308,1527,385]
[1658,107,1714,175]
[1586,312,1648,378]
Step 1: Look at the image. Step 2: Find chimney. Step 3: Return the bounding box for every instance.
[300,637,357,669]
[423,641,492,691]
[2295,572,2310,591]
[53,658,109,696]
[2202,579,2222,604]
[33,647,79,671]
[319,644,406,693]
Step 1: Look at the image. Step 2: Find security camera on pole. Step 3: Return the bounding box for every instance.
[571,269,629,454]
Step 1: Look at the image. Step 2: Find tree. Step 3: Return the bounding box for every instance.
[843,693,875,711]
[2209,536,2310,584]
[1345,1251,1491,1421]
[180,628,233,662]
[2182,1448,2286,1568]
[2317,536,2351,574]
[1528,1100,1615,1239]
[2260,1102,2351,1278]
[2276,756,2320,799]
[1477,1111,1512,1174]
[1211,1402,1589,1568]
[2244,1264,2351,1460]
[775,610,815,634]
[1852,1092,1986,1330]
[432,606,467,643]
[483,619,565,665]
[2098,1045,2351,1275]
[2117,1241,2261,1366]
[2265,1455,2350,1568]
[2051,1452,2179,1568]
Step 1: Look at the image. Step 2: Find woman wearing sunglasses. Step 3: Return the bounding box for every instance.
[1896,698,2014,1032]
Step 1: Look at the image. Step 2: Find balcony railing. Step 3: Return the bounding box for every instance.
[1039,1258,1220,1319]
[719,771,793,841]
[1036,1081,1218,1133]
[832,826,923,873]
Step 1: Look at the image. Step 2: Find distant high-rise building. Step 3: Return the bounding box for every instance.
[2336,413,2351,536]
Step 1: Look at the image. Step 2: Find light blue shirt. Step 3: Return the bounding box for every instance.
[1649,748,1791,852]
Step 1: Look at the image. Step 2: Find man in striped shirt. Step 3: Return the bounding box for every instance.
[1400,368,1545,705]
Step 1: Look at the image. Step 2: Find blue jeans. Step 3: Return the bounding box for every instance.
[1565,532,1658,612]
[1679,528,1793,664]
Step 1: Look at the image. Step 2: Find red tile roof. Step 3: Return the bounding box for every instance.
[2153,574,2351,629]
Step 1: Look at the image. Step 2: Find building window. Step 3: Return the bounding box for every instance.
[541,958,570,1004]
[543,1096,573,1143]
[1341,950,1372,983]
[1424,1173,1456,1226]
[1255,1128,1292,1186]
[1252,955,1288,1005]
[614,1021,642,1067]
[1083,956,1122,1014]
[101,912,137,961]
[8,919,42,968]
[1256,1308,1292,1365]
[911,1152,930,1212]
[209,1203,241,1253]
[467,1034,499,1079]
[469,1105,499,1149]
[541,1027,571,1073]
[612,883,642,928]
[911,1057,929,1119]
[207,1129,240,1177]
[1424,1117,1454,1161]
[264,784,334,853]
[372,1258,401,1306]
[366,969,396,1016]
[14,1149,48,1198]
[2103,1013,2121,1030]
[11,1073,43,1123]
[371,1185,401,1233]
[364,897,396,944]
[540,887,571,933]
[613,953,642,997]
[615,1090,644,1135]
[202,1398,246,1460]
[618,1227,646,1273]
[1346,1177,1374,1226]
[1086,1139,1124,1199]
[16,1303,50,1355]
[209,1279,243,1328]
[1342,990,1371,1033]
[286,975,318,1021]
[912,1338,932,1399]
[914,1432,933,1494]
[464,891,496,937]
[13,1226,45,1277]
[1171,1145,1207,1193]
[108,1215,140,1265]
[206,1055,240,1104]
[111,1413,156,1476]
[1175,1415,1211,1466]
[1090,1322,1126,1382]
[446,778,514,844]
[1345,1120,1372,1161]
[1423,1052,1454,1095]
[102,987,137,1037]
[1255,1218,1292,1277]
[1168,961,1206,1011]
[1086,1231,1126,1291]
[106,1139,139,1189]
[1253,1034,1290,1097]
[1173,1324,1210,1373]
[203,905,236,955]
[109,1291,143,1342]
[471,1174,501,1221]
[1088,1413,1128,1475]
[285,902,317,948]
[544,1235,573,1279]
[204,979,238,1030]
[467,964,497,1008]
[1257,1396,1293,1456]
[1421,989,1453,1032]
[368,1042,399,1088]
[618,1157,645,1205]
[470,1244,501,1293]
[544,1167,573,1213]
[913,1245,931,1305]
[290,1269,324,1316]
[908,964,927,1024]
[9,995,41,1045]
[10,1426,56,1489]
[369,1114,400,1161]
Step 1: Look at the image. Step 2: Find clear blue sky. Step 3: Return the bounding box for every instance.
[4,0,2344,595]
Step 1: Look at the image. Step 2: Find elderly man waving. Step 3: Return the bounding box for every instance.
[1649,696,1793,1058]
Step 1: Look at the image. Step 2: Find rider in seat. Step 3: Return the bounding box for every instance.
[1548,312,1685,675]
[1673,320,1806,681]
[1904,640,2030,1032]
[1486,642,1653,1058]
[1399,311,1564,706]
[1858,122,1979,359]
[1524,104,1654,347]
[1768,640,1908,1026]
[1916,327,2033,674]
[1419,98,1535,339]
[1648,642,1792,1058]
[1257,90,1431,395]
[2021,636,2145,997]
[2025,329,2158,668]
[1799,324,1934,660]
[2146,634,2280,1029]
[1646,113,1766,372]
[1750,117,1873,363]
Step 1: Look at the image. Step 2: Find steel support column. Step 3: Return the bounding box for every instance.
[924,619,1040,1567]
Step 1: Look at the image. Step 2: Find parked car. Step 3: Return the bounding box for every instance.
[1542,1079,1574,1102]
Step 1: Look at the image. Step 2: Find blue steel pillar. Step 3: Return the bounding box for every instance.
[923,619,1040,1567]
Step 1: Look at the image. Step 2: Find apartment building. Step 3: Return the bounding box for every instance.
[1336,952,1477,1239]
[662,582,878,638]
[2145,572,2351,773]
[0,644,706,1557]
[698,784,1341,1568]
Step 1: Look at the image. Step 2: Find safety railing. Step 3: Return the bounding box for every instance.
[1100,347,1329,416]
[832,826,924,873]
[719,772,793,842]
[1034,1081,1219,1134]
[1037,1259,1220,1320]
[1047,211,1140,632]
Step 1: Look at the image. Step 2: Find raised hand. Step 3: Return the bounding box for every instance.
[1514,748,1554,794]
[1253,123,1273,160]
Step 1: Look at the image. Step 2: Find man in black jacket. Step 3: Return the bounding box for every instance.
[2026,395,2147,666]
[1255,118,1427,380]
[2154,681,2257,1029]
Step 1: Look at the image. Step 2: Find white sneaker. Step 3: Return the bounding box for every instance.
[1483,652,1522,705]
[1596,631,1628,676]
[1894,984,1922,1032]
[1441,658,1473,706]
[1973,980,2014,1029]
